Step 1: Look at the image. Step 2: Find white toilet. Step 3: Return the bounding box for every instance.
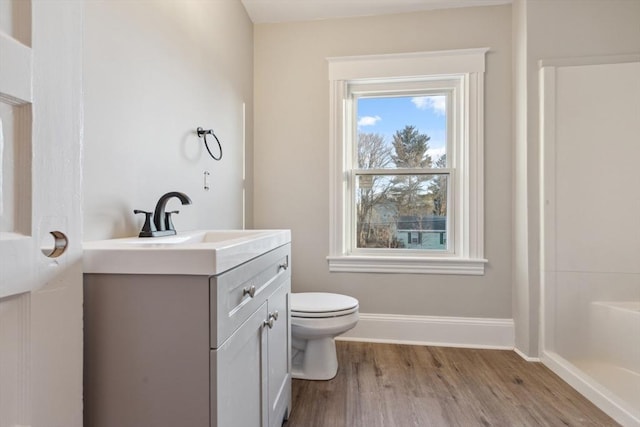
[290,292,359,380]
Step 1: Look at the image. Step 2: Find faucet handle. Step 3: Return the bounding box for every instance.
[164,210,180,232]
[134,209,157,237]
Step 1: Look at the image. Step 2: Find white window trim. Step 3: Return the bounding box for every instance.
[327,48,488,275]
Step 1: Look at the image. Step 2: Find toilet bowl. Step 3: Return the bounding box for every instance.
[290,292,359,380]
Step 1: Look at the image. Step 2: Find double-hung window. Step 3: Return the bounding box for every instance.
[327,49,488,275]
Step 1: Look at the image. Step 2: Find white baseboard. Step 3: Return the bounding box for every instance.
[514,347,540,362]
[336,313,514,349]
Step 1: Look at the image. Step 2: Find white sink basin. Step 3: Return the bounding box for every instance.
[83,229,291,275]
[121,230,267,245]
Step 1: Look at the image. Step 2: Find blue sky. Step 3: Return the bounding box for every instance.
[357,95,447,161]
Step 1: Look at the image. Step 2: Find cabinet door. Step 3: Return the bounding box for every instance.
[267,282,291,427]
[213,302,268,427]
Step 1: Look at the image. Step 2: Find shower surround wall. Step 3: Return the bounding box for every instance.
[83,0,254,240]
[541,59,640,426]
[512,0,640,358]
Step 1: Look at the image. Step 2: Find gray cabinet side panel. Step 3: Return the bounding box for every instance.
[84,274,210,427]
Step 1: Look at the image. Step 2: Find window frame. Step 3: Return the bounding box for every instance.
[327,48,488,275]
[349,81,457,256]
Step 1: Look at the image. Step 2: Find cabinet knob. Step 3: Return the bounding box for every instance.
[263,317,275,329]
[263,311,279,329]
[243,285,256,298]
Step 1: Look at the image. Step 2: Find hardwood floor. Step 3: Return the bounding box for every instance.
[284,341,618,427]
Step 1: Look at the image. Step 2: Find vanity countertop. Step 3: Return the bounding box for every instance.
[82,229,291,275]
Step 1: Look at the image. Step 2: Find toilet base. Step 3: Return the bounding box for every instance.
[291,337,338,380]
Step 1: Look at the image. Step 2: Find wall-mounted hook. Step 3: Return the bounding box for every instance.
[197,127,222,160]
[204,171,210,191]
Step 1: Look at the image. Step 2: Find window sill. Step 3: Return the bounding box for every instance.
[326,255,487,275]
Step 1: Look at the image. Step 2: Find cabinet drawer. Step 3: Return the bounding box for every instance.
[210,244,290,348]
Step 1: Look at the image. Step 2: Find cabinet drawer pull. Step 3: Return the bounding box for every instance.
[278,257,289,271]
[243,285,256,298]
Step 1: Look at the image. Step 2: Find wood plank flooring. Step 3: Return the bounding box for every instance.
[284,341,618,427]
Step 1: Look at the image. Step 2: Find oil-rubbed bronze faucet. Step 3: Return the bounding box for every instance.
[134,191,192,237]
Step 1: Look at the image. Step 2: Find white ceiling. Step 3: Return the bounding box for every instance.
[241,0,512,24]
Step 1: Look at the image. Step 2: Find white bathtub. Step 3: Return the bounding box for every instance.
[568,300,640,425]
[590,301,640,374]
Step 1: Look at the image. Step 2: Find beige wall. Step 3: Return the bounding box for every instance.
[512,0,640,356]
[83,0,254,241]
[80,0,639,349]
[254,6,513,318]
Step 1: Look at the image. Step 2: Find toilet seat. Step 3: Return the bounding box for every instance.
[291,292,359,319]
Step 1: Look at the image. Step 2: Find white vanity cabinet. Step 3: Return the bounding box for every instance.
[83,243,291,427]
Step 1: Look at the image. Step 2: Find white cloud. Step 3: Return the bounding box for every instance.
[411,96,446,115]
[427,146,446,160]
[357,115,381,127]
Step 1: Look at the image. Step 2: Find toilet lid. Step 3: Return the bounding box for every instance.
[291,293,359,318]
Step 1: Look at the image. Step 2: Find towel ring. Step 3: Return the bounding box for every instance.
[197,127,223,161]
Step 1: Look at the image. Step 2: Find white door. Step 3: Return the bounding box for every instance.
[0,1,83,426]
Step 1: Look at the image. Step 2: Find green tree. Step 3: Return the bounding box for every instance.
[429,154,447,217]
[391,125,432,169]
[390,126,433,219]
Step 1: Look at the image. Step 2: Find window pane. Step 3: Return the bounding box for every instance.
[355,174,448,250]
[357,95,447,169]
